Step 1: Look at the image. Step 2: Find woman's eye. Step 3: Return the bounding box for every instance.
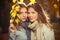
[19,12,23,14]
[27,12,30,14]
[25,12,28,14]
[32,12,35,14]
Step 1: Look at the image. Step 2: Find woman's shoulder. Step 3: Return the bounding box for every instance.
[41,24,48,30]
[41,24,54,32]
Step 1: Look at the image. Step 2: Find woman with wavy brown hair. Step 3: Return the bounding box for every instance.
[27,3,55,40]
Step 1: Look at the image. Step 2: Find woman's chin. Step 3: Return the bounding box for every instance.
[30,20,34,23]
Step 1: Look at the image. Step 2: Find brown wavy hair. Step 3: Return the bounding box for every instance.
[27,3,53,29]
[27,3,47,23]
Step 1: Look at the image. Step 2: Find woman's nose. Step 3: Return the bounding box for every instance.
[23,13,26,17]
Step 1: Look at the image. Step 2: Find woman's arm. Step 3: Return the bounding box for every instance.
[9,24,16,40]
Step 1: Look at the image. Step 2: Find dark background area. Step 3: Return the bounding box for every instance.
[0,0,60,40]
[0,0,11,33]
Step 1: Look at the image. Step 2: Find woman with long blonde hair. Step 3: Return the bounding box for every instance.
[9,3,30,40]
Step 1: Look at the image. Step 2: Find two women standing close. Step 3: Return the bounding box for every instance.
[9,2,55,40]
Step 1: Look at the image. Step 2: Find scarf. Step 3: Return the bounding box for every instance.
[19,21,31,40]
[28,21,41,40]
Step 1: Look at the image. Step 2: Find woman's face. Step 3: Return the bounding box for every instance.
[28,7,38,22]
[20,7,27,22]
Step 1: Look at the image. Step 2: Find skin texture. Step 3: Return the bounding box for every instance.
[28,7,38,22]
[20,7,27,21]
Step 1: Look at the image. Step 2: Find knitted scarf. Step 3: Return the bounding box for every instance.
[28,21,41,40]
[19,21,31,40]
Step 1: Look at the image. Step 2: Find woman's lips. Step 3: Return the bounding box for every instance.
[29,17,33,20]
[22,18,26,20]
